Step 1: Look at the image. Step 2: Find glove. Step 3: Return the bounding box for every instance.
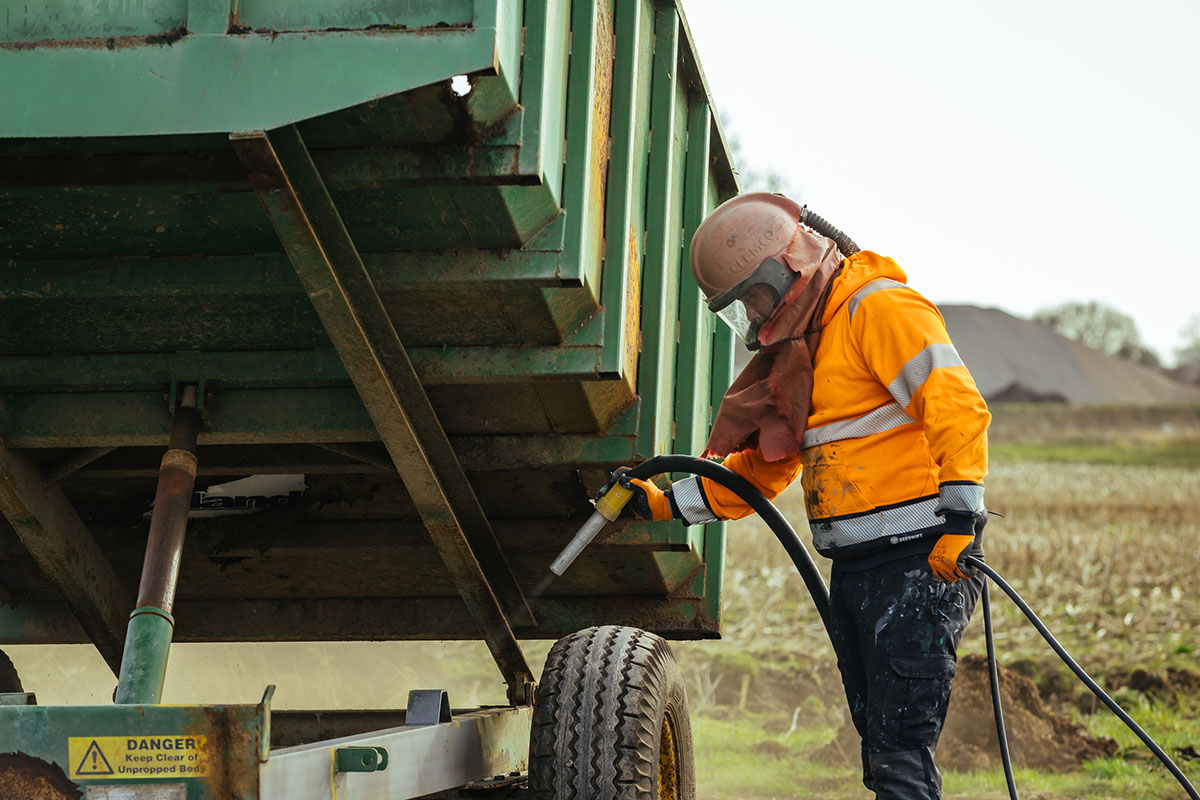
[600,467,674,522]
[928,511,986,582]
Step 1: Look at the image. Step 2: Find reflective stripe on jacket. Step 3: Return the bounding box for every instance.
[677,250,990,561]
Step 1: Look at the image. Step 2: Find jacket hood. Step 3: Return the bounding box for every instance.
[821,251,908,326]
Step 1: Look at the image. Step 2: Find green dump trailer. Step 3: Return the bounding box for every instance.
[0,1,739,796]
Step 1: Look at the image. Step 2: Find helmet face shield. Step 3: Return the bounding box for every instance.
[716,299,757,346]
[707,257,794,349]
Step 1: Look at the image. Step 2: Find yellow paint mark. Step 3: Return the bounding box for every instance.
[623,221,643,390]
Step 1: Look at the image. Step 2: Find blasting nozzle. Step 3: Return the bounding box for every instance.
[549,478,636,575]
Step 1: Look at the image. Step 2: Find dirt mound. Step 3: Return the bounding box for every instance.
[940,654,1118,771]
[941,305,1200,405]
[817,655,1117,771]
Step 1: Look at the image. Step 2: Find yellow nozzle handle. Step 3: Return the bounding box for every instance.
[594,479,635,521]
[548,476,637,576]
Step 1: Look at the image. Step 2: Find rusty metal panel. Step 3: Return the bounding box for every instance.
[0,699,266,799]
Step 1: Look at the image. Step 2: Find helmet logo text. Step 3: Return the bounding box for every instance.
[728,214,788,274]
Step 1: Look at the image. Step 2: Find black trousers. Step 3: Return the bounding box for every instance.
[828,553,983,800]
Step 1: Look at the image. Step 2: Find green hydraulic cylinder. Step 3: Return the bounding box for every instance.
[114,386,202,705]
[114,606,176,704]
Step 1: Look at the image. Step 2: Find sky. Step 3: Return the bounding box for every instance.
[681,0,1200,364]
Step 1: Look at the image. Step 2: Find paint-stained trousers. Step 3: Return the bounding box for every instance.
[829,553,983,800]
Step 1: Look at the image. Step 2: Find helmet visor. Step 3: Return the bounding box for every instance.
[706,256,794,349]
[716,299,764,349]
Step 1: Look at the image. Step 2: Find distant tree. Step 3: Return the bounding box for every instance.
[1116,342,1162,368]
[1033,301,1160,365]
[1173,315,1200,384]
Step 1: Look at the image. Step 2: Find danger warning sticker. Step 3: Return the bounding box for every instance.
[68,736,210,780]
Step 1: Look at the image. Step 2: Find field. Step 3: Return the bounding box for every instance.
[675,404,1200,799]
[6,405,1200,798]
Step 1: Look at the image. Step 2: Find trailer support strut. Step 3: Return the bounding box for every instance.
[114,385,202,704]
[0,446,131,674]
[231,126,534,704]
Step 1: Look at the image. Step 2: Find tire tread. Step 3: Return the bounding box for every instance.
[530,625,694,800]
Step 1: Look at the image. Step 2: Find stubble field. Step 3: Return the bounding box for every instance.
[677,405,1200,799]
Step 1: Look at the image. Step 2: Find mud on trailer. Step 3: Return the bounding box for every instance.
[0,1,739,797]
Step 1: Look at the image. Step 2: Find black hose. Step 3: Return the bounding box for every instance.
[800,207,860,256]
[625,455,832,637]
[966,557,1199,799]
[982,581,1019,799]
[618,457,1199,799]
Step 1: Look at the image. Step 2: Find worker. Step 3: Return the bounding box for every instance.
[616,193,989,799]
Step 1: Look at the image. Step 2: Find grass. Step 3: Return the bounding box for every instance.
[943,762,1185,800]
[990,439,1200,467]
[692,715,852,798]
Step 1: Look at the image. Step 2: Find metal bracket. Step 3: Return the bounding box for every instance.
[168,379,211,419]
[405,689,452,726]
[40,447,117,486]
[168,381,212,419]
[506,676,535,707]
[0,692,36,705]
[335,746,389,773]
[259,684,276,763]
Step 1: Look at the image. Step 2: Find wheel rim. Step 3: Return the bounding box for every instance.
[657,712,681,800]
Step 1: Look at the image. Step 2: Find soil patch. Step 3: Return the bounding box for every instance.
[941,654,1117,771]
[816,655,1117,772]
[0,752,81,800]
[1008,658,1200,713]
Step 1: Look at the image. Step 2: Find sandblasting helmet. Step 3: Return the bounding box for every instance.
[689,193,806,346]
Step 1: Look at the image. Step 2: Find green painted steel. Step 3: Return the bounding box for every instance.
[0,31,501,138]
[0,389,648,464]
[113,607,176,705]
[635,4,688,460]
[0,2,517,138]
[0,347,607,391]
[674,99,718,459]
[704,323,739,626]
[516,1,571,195]
[596,0,655,381]
[667,100,718,560]
[0,0,740,648]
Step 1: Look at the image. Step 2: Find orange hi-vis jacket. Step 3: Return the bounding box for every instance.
[669,251,990,564]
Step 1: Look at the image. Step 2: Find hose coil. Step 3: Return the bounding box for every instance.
[800,207,860,256]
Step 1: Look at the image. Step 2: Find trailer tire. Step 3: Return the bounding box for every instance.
[530,625,694,800]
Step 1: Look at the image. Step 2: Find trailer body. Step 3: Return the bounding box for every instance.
[0,0,739,796]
